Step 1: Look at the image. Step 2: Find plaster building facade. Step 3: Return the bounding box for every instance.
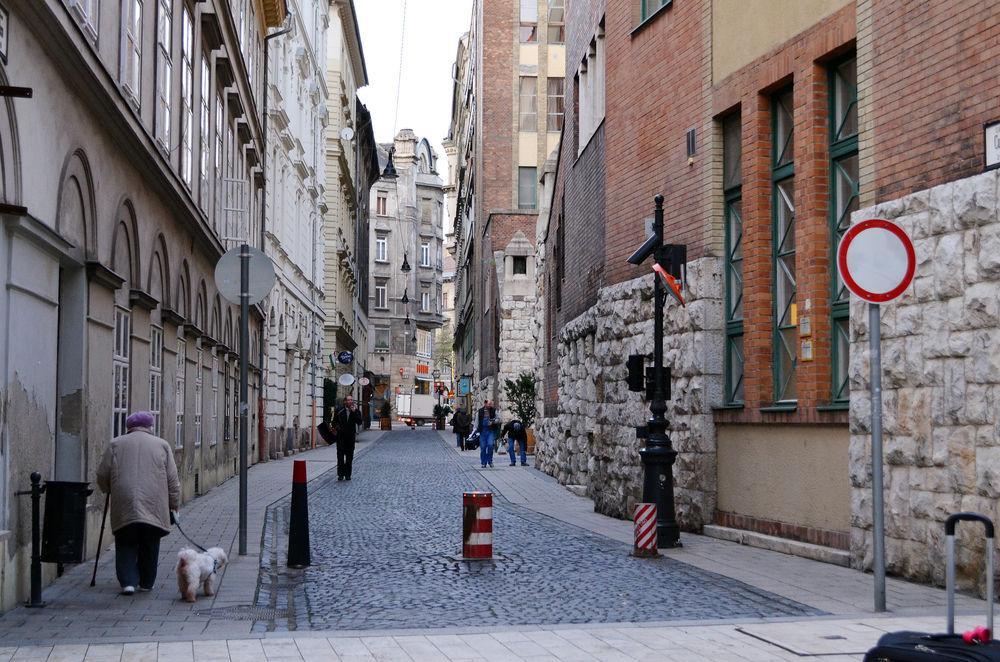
[322,0,378,415]
[447,0,565,416]
[0,0,283,610]
[262,0,329,458]
[367,131,445,419]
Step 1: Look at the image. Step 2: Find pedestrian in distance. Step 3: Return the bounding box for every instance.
[450,406,471,450]
[502,419,528,466]
[96,411,180,596]
[333,395,364,480]
[476,399,500,468]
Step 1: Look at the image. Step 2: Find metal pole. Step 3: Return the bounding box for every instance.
[239,244,250,556]
[869,302,886,612]
[640,195,680,549]
[27,472,45,607]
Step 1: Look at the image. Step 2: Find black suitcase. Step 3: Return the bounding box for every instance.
[864,512,998,661]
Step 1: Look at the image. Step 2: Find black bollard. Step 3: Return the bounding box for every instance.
[27,472,45,607]
[286,460,310,568]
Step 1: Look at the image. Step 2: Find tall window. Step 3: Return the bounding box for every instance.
[375,234,388,262]
[112,308,132,437]
[772,89,796,403]
[120,0,143,105]
[518,167,537,209]
[421,198,433,223]
[210,354,219,445]
[421,242,431,267]
[155,0,172,150]
[421,289,430,312]
[577,25,605,154]
[375,327,390,350]
[230,355,238,444]
[641,0,670,21]
[215,93,224,226]
[150,326,164,435]
[376,192,387,215]
[200,53,211,207]
[547,78,564,131]
[375,280,387,309]
[722,114,744,405]
[519,76,538,132]
[830,57,858,404]
[223,356,231,441]
[547,0,565,42]
[180,7,194,186]
[175,339,186,448]
[193,348,203,446]
[519,0,537,42]
[67,0,100,40]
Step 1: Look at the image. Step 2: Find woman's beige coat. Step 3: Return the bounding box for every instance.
[96,428,181,534]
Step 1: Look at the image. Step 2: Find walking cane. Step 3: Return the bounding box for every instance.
[90,493,109,587]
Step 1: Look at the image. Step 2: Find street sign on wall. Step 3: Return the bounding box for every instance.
[838,218,915,303]
[337,351,353,365]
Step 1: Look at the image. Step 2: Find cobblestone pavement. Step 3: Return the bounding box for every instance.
[254,429,822,633]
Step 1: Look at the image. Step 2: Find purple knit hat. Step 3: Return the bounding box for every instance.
[125,411,155,431]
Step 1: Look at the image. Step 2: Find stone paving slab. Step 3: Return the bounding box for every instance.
[0,433,383,647]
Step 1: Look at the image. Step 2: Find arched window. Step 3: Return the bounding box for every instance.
[110,210,138,437]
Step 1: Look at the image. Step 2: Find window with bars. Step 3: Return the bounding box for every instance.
[519,77,537,133]
[200,53,210,208]
[210,354,219,445]
[180,7,194,186]
[194,348,202,446]
[175,339,186,448]
[120,0,142,106]
[772,89,797,404]
[547,78,564,131]
[520,0,538,42]
[150,326,164,436]
[722,114,744,405]
[112,308,132,438]
[830,57,858,405]
[547,0,565,42]
[155,0,172,150]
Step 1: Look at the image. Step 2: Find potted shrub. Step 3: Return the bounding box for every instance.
[379,400,393,430]
[503,373,537,455]
[433,404,453,430]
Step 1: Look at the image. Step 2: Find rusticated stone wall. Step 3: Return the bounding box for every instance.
[534,259,723,528]
[849,168,1000,589]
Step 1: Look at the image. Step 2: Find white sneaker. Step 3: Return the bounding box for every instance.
[121,586,136,595]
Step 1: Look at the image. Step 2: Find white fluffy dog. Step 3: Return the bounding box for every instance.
[175,547,227,603]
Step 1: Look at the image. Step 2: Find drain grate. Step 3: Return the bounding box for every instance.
[198,605,290,621]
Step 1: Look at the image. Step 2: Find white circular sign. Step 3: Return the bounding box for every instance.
[359,377,370,386]
[338,373,356,387]
[215,246,277,306]
[838,219,915,304]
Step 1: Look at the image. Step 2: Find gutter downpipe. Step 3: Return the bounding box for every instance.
[260,12,295,463]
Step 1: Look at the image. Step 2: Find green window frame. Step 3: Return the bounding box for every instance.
[772,89,797,404]
[722,113,744,405]
[640,0,671,21]
[829,57,858,404]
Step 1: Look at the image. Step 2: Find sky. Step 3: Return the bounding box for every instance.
[354,0,473,182]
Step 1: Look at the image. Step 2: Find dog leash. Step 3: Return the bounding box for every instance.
[173,518,208,553]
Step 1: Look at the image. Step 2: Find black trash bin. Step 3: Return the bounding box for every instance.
[41,481,92,564]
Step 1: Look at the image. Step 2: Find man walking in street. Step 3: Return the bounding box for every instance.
[450,406,471,450]
[96,411,180,595]
[476,399,499,468]
[502,419,528,466]
[334,395,364,480]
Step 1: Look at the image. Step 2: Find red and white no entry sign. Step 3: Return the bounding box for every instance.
[838,218,915,304]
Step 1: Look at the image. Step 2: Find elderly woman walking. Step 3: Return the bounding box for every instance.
[96,411,180,595]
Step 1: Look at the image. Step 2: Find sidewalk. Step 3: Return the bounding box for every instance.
[0,430,383,646]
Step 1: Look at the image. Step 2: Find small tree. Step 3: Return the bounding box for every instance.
[503,373,537,429]
[379,400,393,418]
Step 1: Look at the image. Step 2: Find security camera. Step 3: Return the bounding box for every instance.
[627,234,659,266]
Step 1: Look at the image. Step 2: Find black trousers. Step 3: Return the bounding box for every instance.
[337,439,356,478]
[114,522,163,589]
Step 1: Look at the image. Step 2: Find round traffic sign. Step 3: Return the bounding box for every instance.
[432,369,441,378]
[337,351,354,365]
[338,373,356,387]
[215,246,276,306]
[838,219,915,303]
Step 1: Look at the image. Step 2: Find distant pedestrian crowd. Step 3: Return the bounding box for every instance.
[450,399,528,468]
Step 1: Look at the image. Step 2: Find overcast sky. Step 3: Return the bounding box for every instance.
[354,0,473,181]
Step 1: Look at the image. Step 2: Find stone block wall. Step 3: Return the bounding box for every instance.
[849,169,1000,590]
[535,258,724,527]
[497,292,539,417]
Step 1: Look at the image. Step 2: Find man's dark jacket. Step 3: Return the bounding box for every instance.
[334,406,363,443]
[476,406,499,433]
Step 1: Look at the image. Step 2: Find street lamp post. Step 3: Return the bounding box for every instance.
[627,194,681,549]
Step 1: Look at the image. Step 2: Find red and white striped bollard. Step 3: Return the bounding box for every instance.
[462,491,493,559]
[634,502,658,558]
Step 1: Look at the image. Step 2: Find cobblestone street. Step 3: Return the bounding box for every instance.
[254,429,821,632]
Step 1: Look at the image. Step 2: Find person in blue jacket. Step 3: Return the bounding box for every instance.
[475,399,499,468]
[502,419,528,467]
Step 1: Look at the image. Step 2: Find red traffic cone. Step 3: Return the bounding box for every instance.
[287,460,310,568]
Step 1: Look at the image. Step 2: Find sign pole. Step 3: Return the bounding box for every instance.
[869,301,886,612]
[239,243,250,557]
